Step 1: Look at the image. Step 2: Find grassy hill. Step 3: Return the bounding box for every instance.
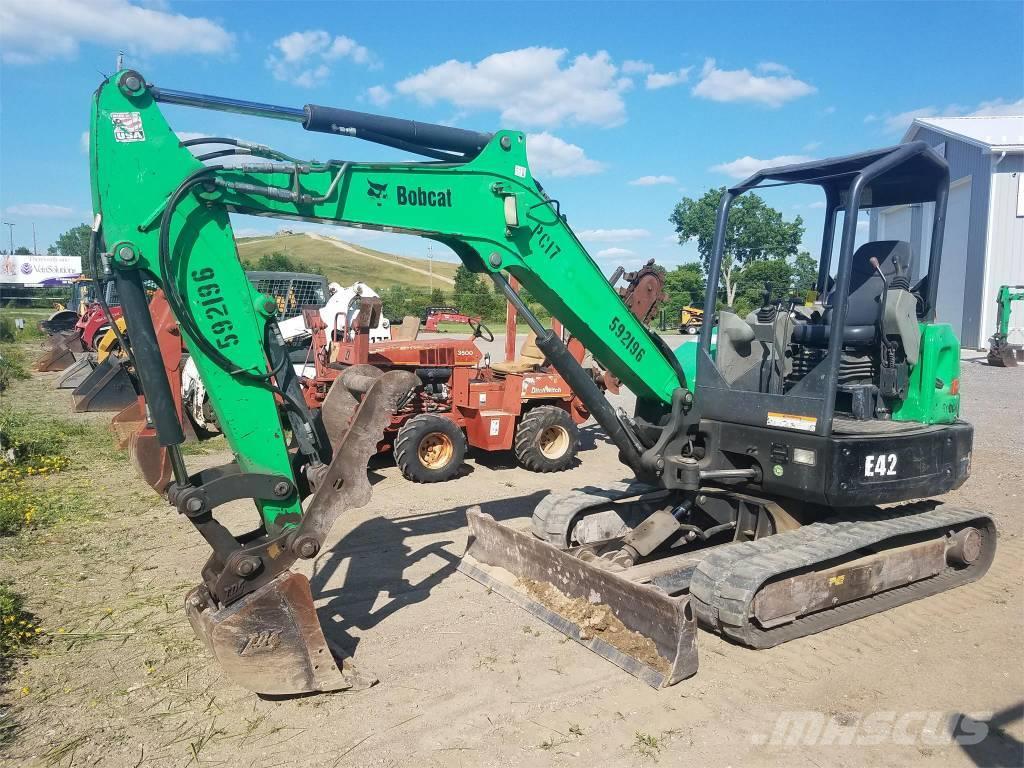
[236,233,459,291]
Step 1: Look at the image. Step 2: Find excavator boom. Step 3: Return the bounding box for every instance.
[90,71,687,694]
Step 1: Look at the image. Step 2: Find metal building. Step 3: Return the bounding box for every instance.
[869,115,1024,349]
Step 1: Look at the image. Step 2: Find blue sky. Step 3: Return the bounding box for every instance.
[1,0,1021,273]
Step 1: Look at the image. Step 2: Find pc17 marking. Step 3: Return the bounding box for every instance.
[530,222,562,260]
[864,453,897,477]
[609,316,645,362]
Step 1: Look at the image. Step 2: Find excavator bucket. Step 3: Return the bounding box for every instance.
[183,367,418,696]
[35,330,84,372]
[72,356,138,412]
[987,342,1020,367]
[185,572,373,696]
[110,398,174,493]
[57,354,96,389]
[460,510,698,688]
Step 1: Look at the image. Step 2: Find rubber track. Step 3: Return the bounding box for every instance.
[687,501,996,649]
[531,482,657,547]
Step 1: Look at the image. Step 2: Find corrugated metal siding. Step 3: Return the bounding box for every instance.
[907,127,993,347]
[985,154,1024,345]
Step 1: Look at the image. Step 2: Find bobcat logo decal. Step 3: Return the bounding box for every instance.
[367,180,388,204]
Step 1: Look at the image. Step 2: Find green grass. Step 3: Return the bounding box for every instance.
[0,309,46,342]
[0,407,125,535]
[236,233,458,290]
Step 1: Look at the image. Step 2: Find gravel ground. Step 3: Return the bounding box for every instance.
[1,336,1021,768]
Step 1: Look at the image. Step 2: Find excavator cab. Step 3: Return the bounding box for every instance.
[692,142,971,507]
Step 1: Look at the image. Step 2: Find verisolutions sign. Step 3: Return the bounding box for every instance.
[0,254,82,286]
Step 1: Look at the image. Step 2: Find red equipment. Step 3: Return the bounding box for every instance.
[300,293,602,482]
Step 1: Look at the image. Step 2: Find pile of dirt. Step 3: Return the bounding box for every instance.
[519,578,670,675]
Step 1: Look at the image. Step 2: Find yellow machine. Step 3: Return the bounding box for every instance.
[679,305,704,335]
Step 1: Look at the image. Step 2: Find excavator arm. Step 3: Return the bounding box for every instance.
[90,71,686,694]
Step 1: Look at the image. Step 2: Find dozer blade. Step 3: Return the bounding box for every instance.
[185,368,418,697]
[56,354,96,389]
[111,398,173,493]
[35,330,84,372]
[185,572,373,696]
[72,356,137,412]
[460,509,698,688]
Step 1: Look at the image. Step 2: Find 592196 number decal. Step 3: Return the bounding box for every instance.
[191,267,239,349]
[609,316,645,362]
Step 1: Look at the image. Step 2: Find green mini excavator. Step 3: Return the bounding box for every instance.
[89,70,995,694]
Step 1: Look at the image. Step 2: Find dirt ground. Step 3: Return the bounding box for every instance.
[1,337,1022,768]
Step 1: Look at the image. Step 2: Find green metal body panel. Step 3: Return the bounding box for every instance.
[674,341,698,389]
[893,323,961,424]
[91,78,300,528]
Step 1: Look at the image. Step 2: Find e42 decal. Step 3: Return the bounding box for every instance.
[864,453,897,477]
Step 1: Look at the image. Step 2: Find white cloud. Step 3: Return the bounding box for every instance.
[871,97,1024,134]
[395,47,631,128]
[621,59,653,75]
[823,106,837,115]
[803,141,822,152]
[80,131,89,154]
[0,0,233,65]
[710,154,814,180]
[578,228,650,243]
[628,175,677,186]
[757,61,791,75]
[809,201,827,209]
[366,85,392,107]
[645,67,691,90]
[692,58,816,108]
[5,203,75,218]
[596,247,635,258]
[266,30,373,88]
[525,132,605,177]
[969,97,1024,116]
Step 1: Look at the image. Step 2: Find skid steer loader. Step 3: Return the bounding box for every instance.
[89,70,994,695]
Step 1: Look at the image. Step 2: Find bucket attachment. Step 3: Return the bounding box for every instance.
[987,341,1021,367]
[57,354,96,389]
[460,509,698,688]
[72,356,138,412]
[110,398,174,493]
[35,330,84,372]
[185,572,375,696]
[183,368,418,697]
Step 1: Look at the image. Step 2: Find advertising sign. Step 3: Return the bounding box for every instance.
[0,254,82,285]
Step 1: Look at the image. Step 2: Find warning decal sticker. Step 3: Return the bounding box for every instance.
[767,411,818,432]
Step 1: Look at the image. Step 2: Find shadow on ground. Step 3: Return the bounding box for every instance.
[310,490,548,658]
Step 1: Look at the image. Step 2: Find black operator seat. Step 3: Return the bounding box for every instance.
[792,240,910,348]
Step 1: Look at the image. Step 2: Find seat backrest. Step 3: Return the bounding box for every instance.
[392,315,420,341]
[841,240,910,327]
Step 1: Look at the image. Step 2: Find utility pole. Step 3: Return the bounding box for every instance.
[32,223,37,254]
[1,221,13,254]
[427,243,433,292]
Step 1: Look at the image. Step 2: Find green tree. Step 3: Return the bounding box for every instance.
[241,250,324,275]
[663,263,706,319]
[429,287,447,306]
[733,258,794,317]
[452,264,500,318]
[13,247,30,255]
[790,250,818,297]
[48,223,91,262]
[669,188,804,307]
